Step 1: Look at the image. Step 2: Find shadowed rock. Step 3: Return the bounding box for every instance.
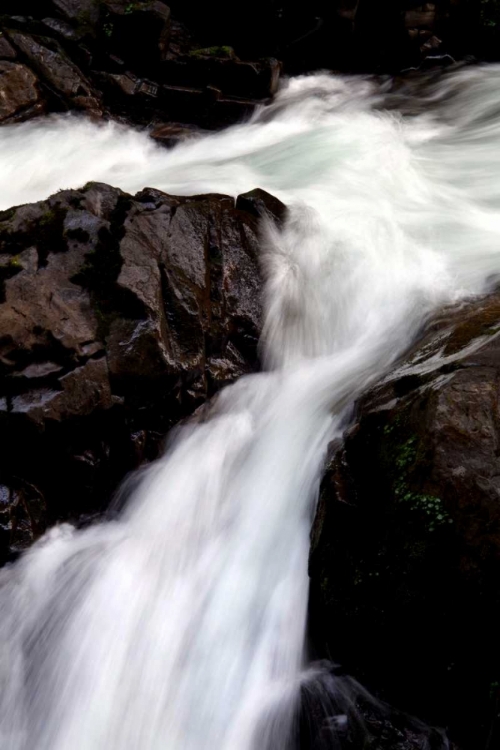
[0,182,285,562]
[309,291,500,750]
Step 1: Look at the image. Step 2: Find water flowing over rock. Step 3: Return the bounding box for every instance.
[2,64,500,750]
[0,183,285,561]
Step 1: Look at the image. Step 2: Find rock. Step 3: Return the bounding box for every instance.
[0,34,17,59]
[0,183,277,559]
[236,188,288,227]
[50,0,101,28]
[0,60,44,122]
[0,3,282,129]
[296,663,454,750]
[5,30,101,113]
[160,56,281,100]
[0,481,46,563]
[309,291,500,750]
[41,17,84,43]
[149,122,208,147]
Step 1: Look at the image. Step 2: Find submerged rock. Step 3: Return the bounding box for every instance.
[0,183,285,562]
[309,291,500,749]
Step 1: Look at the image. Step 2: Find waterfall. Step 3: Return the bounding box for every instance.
[2,67,500,749]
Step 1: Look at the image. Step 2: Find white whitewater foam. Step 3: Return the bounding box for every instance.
[1,68,500,749]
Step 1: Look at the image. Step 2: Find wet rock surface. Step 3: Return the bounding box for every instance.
[0,182,286,562]
[309,291,500,750]
[297,664,458,750]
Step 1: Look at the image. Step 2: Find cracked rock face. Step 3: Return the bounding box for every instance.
[309,291,500,750]
[0,182,286,562]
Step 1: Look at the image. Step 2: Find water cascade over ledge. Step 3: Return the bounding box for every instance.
[2,67,500,749]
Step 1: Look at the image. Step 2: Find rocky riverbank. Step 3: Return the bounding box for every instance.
[1,2,499,135]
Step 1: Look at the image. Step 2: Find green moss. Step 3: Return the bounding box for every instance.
[381,427,453,533]
[124,2,143,13]
[8,255,21,268]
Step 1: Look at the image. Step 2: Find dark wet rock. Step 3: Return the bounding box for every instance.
[160,56,281,100]
[41,16,84,43]
[296,663,455,750]
[5,30,101,114]
[149,122,208,148]
[0,33,17,59]
[50,0,101,28]
[309,291,500,750]
[0,183,281,560]
[0,60,44,122]
[236,188,288,228]
[0,1,281,130]
[0,481,46,561]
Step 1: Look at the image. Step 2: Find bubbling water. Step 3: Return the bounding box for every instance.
[1,67,500,749]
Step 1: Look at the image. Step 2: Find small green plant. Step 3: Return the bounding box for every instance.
[103,22,113,37]
[8,255,21,269]
[387,432,453,532]
[397,491,453,532]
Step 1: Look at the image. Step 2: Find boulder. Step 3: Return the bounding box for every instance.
[0,60,44,122]
[5,30,101,113]
[0,183,285,562]
[50,0,101,28]
[309,291,500,749]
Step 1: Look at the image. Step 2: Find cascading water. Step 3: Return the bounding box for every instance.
[1,67,500,749]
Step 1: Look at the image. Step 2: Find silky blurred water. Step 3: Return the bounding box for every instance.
[1,67,500,749]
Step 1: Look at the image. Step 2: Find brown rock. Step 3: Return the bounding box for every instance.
[6,30,101,113]
[0,61,43,122]
[50,0,101,27]
[0,34,17,60]
[0,183,275,558]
